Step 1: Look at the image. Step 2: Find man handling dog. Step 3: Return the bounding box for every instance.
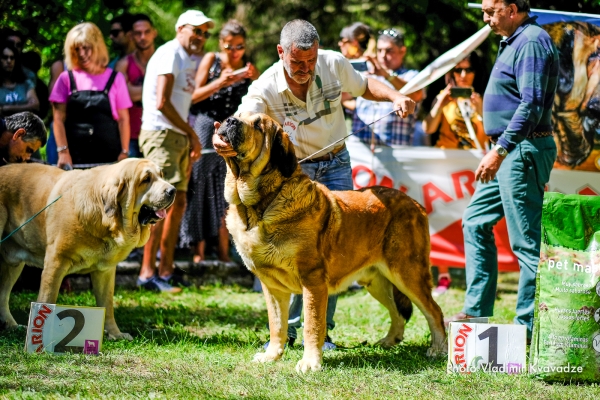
[445,0,559,341]
[0,111,46,166]
[213,20,415,354]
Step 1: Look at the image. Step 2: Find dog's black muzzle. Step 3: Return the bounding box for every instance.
[217,117,244,151]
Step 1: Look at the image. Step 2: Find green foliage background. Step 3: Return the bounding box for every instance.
[1,0,599,85]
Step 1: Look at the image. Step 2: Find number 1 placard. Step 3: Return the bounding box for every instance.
[25,302,105,354]
[448,321,526,374]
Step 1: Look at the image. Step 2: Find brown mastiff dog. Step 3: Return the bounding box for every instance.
[0,158,175,340]
[217,113,446,372]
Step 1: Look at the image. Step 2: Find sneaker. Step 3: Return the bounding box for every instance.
[137,276,182,293]
[301,335,337,351]
[263,337,295,350]
[159,274,191,288]
[433,276,451,297]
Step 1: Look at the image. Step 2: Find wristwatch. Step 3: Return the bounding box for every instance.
[386,73,397,82]
[494,144,508,157]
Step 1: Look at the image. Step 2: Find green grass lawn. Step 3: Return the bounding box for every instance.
[1,273,598,399]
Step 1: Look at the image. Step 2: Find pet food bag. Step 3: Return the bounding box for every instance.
[530,192,600,382]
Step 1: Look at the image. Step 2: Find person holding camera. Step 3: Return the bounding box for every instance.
[180,19,259,264]
[422,52,488,296]
[423,52,487,151]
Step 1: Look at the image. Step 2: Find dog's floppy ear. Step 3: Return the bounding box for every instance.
[101,177,126,219]
[270,126,297,178]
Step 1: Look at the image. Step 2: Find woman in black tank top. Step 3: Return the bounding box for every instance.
[50,22,131,169]
[180,20,259,262]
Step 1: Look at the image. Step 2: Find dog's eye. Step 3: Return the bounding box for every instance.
[253,117,262,132]
[141,175,151,184]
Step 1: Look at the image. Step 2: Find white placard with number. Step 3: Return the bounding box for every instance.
[448,321,526,374]
[25,302,105,354]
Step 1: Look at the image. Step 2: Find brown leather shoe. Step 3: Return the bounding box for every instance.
[443,312,475,328]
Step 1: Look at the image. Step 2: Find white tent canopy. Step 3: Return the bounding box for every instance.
[400,25,491,95]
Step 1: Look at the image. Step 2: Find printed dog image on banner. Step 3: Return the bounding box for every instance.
[543,21,600,171]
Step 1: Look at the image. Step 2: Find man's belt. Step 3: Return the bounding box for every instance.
[528,131,553,139]
[304,143,346,163]
[489,131,554,144]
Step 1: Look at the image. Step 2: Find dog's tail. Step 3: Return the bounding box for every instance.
[393,286,413,322]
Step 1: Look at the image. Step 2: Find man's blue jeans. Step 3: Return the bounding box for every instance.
[462,136,556,336]
[286,147,354,339]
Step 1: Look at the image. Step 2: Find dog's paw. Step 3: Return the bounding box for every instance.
[106,331,133,341]
[253,351,282,363]
[375,336,401,349]
[295,357,322,373]
[426,345,447,358]
[0,318,19,331]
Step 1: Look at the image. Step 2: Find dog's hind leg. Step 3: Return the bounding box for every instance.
[386,266,447,357]
[0,261,25,330]
[253,283,290,363]
[364,272,407,348]
[91,268,132,341]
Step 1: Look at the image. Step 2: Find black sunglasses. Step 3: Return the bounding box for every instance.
[186,25,211,39]
[453,67,474,74]
[109,29,123,37]
[1,55,15,61]
[223,44,245,51]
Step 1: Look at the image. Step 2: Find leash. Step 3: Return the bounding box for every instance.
[297,109,400,164]
[0,196,62,244]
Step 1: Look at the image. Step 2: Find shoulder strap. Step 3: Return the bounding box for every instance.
[68,70,78,93]
[103,70,118,94]
[208,52,220,75]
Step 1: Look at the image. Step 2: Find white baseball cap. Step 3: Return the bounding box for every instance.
[175,10,214,31]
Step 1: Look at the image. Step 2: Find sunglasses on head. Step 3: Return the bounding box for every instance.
[453,67,474,74]
[223,44,245,51]
[186,25,211,38]
[109,29,123,37]
[379,28,402,39]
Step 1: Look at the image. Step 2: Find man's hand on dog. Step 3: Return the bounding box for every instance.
[213,121,238,157]
[475,149,505,184]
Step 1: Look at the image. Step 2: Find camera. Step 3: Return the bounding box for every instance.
[350,60,369,72]
[450,87,473,98]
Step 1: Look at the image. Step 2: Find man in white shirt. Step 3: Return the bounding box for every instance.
[137,10,210,292]
[213,19,415,348]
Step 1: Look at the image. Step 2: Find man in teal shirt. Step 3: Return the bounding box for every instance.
[445,0,559,338]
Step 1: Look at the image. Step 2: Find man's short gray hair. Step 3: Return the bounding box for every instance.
[280,19,320,53]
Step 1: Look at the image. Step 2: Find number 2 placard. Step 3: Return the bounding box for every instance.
[448,322,526,374]
[25,302,105,354]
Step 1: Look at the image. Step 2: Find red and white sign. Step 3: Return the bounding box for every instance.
[348,139,600,271]
[25,302,105,354]
[447,320,527,374]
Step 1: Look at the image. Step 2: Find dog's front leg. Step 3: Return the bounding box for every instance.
[38,256,69,304]
[297,284,328,373]
[90,268,132,341]
[253,284,290,363]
